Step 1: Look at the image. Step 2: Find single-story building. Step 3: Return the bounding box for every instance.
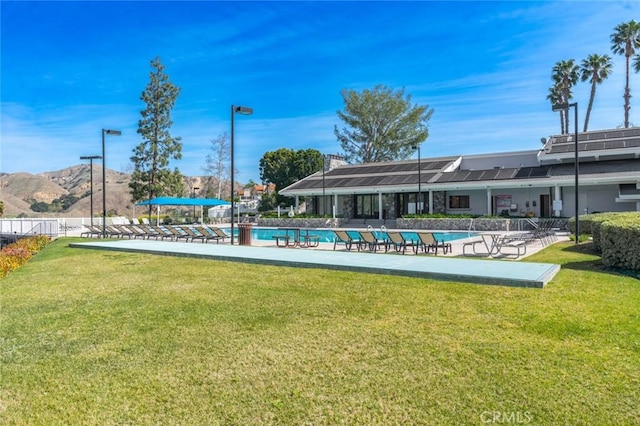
[279,127,640,220]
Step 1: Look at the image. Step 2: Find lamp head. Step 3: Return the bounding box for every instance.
[234,106,253,115]
[551,103,569,112]
[104,129,122,136]
[80,155,102,160]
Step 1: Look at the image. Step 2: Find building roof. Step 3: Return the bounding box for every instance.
[539,127,640,164]
[280,127,640,196]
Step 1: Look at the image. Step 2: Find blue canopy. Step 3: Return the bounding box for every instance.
[136,197,230,207]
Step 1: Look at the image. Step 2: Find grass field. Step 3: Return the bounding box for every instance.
[1,238,638,425]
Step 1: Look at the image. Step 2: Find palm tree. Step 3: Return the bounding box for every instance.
[547,83,565,134]
[610,20,640,128]
[552,59,579,134]
[580,54,613,132]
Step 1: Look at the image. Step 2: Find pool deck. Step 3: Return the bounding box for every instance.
[69,237,561,288]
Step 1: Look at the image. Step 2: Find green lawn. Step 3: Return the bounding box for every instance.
[1,238,638,425]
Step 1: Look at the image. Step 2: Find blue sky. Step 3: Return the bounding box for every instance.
[2,1,638,184]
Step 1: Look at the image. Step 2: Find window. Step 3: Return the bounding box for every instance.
[449,195,470,209]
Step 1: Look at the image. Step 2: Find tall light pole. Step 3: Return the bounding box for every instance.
[80,155,102,226]
[230,105,253,245]
[552,102,579,244]
[412,144,422,215]
[191,186,200,222]
[101,129,122,238]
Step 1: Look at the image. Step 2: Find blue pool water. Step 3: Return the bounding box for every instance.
[220,227,475,244]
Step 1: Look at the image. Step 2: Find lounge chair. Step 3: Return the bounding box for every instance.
[175,226,203,242]
[384,231,416,254]
[166,226,191,241]
[207,226,230,243]
[123,224,151,239]
[80,225,103,238]
[150,226,176,241]
[137,224,161,240]
[332,230,360,251]
[358,230,385,252]
[414,232,442,255]
[105,225,127,238]
[195,226,225,244]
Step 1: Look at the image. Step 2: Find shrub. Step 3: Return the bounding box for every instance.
[0,235,50,278]
[569,212,633,251]
[599,213,640,271]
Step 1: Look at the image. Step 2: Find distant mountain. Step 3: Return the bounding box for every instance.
[0,165,216,218]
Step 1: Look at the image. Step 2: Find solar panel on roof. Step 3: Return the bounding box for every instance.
[528,167,550,177]
[481,169,500,180]
[332,178,352,187]
[466,171,484,180]
[548,145,573,154]
[496,169,517,179]
[605,140,625,149]
[589,132,607,140]
[381,175,409,185]
[626,128,640,137]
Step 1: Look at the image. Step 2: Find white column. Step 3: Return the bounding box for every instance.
[378,193,383,220]
[333,194,338,219]
[486,187,492,216]
[428,190,433,214]
[553,185,562,217]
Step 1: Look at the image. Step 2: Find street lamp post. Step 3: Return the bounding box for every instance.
[230,105,253,245]
[101,129,122,238]
[412,144,422,215]
[80,155,102,226]
[191,186,200,222]
[552,102,579,244]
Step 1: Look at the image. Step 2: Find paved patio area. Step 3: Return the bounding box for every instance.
[69,236,562,288]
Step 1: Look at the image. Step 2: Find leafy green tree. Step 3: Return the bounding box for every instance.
[334,85,433,163]
[30,201,49,212]
[47,194,79,212]
[580,54,613,132]
[611,20,640,128]
[259,148,323,205]
[129,56,182,216]
[551,59,579,134]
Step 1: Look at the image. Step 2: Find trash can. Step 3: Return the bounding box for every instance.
[238,223,253,246]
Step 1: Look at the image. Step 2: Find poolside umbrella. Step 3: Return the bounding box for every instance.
[135,197,230,224]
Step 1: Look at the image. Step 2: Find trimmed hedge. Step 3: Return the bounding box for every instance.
[570,212,628,251]
[599,214,640,271]
[572,212,640,271]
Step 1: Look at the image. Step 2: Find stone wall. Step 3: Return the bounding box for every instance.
[256,217,346,228]
[396,218,513,231]
[433,191,446,214]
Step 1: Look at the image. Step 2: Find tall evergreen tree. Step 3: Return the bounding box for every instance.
[334,85,433,163]
[551,59,579,134]
[129,57,183,217]
[580,54,613,132]
[611,20,640,128]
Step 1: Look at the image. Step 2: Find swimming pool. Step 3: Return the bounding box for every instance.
[219,227,475,244]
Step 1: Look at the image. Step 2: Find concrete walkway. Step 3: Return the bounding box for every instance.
[69,236,562,288]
